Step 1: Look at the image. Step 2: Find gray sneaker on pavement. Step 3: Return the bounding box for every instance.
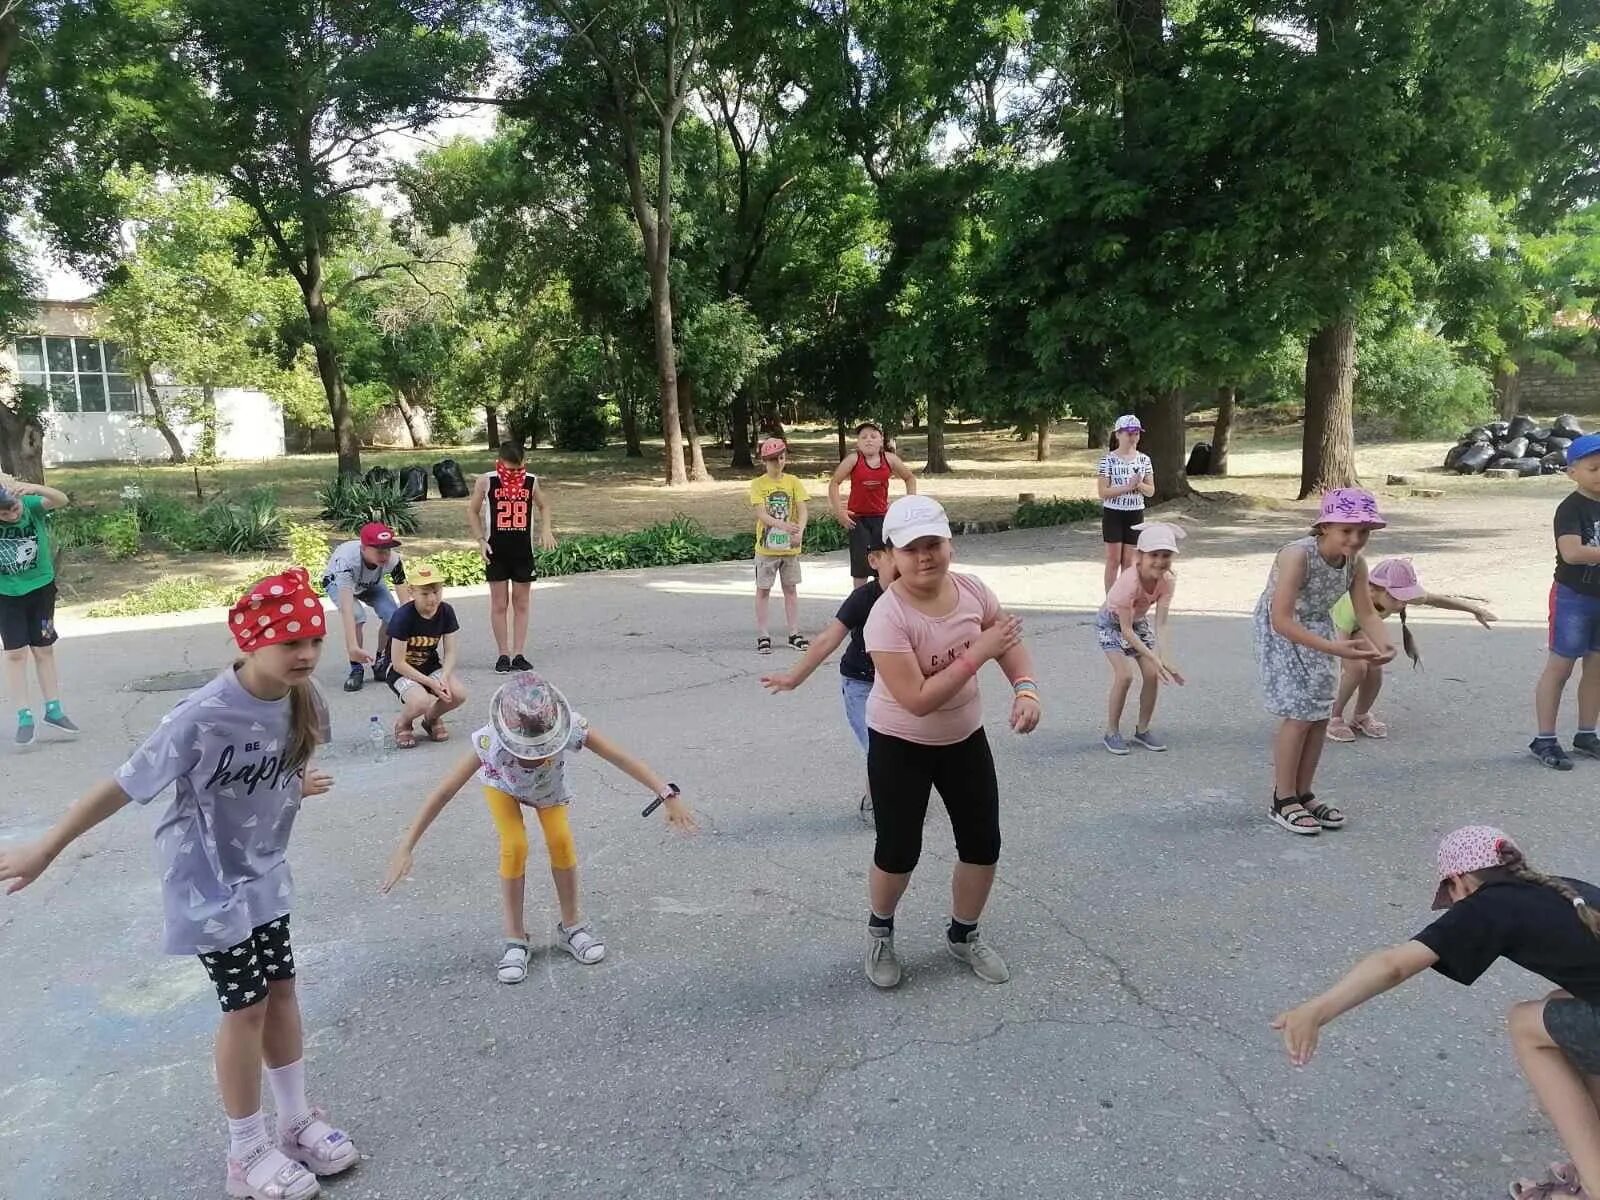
[1131,727,1167,751]
[947,931,1010,983]
[1573,731,1600,760]
[1103,731,1129,756]
[865,929,902,989]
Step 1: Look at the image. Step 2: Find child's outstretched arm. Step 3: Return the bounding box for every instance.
[0,780,131,894]
[1271,940,1436,1065]
[761,619,849,692]
[1154,593,1185,684]
[381,751,480,892]
[1416,591,1497,627]
[583,729,696,829]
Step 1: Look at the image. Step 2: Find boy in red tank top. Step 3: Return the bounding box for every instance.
[828,422,919,588]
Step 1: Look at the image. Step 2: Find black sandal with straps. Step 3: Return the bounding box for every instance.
[1298,791,1345,830]
[1270,793,1322,836]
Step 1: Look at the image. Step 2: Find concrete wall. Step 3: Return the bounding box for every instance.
[1516,357,1600,416]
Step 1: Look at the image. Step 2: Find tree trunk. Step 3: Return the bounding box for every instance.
[648,258,688,485]
[924,392,951,473]
[620,386,643,458]
[395,387,428,447]
[728,387,753,468]
[139,367,187,464]
[1034,411,1051,462]
[837,414,848,461]
[1133,389,1191,503]
[485,405,500,449]
[197,384,219,464]
[1300,317,1359,499]
[1494,364,1520,420]
[1210,384,1236,477]
[304,286,360,476]
[678,374,710,482]
[1086,413,1109,449]
[0,405,46,483]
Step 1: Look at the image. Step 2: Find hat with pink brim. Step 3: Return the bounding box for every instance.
[1316,488,1387,529]
[1368,557,1426,602]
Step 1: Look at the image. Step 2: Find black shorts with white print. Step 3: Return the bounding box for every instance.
[197,915,296,1013]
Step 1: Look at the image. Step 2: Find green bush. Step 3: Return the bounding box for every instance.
[316,476,420,535]
[429,549,488,586]
[50,508,117,553]
[102,508,141,559]
[87,575,240,618]
[191,489,286,554]
[286,523,332,588]
[802,515,849,554]
[1014,497,1100,528]
[1355,325,1493,438]
[134,493,201,547]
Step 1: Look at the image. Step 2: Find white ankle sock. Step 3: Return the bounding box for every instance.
[265,1059,311,1135]
[227,1110,269,1160]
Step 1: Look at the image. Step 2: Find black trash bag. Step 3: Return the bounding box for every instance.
[1455,443,1496,474]
[432,458,470,499]
[1444,441,1479,470]
[1488,420,1511,438]
[1185,441,1211,476]
[399,465,429,501]
[1554,414,1586,438]
[1529,426,1552,442]
[1497,436,1530,459]
[365,465,395,488]
[1549,436,1574,454]
[1496,456,1543,476]
[1465,425,1493,443]
[1508,415,1538,439]
[1543,449,1569,472]
[1527,439,1549,458]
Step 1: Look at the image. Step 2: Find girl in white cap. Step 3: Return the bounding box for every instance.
[1274,826,1600,1200]
[381,673,696,983]
[1097,521,1186,754]
[1096,414,1155,592]
[1325,556,1497,742]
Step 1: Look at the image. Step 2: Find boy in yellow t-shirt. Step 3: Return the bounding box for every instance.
[749,437,811,655]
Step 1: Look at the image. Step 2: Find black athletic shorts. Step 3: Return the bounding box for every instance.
[0,582,58,650]
[1101,507,1143,546]
[486,538,537,584]
[848,515,885,579]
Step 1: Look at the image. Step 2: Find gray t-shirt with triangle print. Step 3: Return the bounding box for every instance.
[116,668,330,956]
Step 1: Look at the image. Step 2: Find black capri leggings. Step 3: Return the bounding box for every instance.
[867,727,1001,874]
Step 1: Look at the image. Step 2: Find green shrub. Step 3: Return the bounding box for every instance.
[134,494,202,548]
[317,476,420,535]
[1014,497,1100,528]
[1355,325,1493,438]
[102,507,141,559]
[429,549,488,586]
[87,575,240,618]
[189,489,286,554]
[49,508,115,553]
[802,515,849,554]
[286,523,332,588]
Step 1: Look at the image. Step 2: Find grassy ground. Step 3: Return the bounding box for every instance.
[47,407,1554,613]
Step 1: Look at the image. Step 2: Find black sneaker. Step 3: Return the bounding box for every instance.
[42,710,79,734]
[510,654,532,672]
[1573,732,1600,760]
[1531,738,1573,771]
[343,664,365,693]
[372,656,390,682]
[15,717,35,746]
[494,655,512,674]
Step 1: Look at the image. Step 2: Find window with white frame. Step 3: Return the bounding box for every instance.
[10,335,140,414]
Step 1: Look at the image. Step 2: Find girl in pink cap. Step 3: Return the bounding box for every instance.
[1275,826,1600,1199]
[1251,488,1395,834]
[1326,557,1497,742]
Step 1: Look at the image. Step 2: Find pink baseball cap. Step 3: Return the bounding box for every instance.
[1368,557,1426,602]
[1432,825,1514,909]
[1316,488,1386,529]
[758,437,788,460]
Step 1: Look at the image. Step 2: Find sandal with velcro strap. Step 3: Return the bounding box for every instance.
[1270,794,1321,837]
[1299,791,1345,830]
[279,1107,359,1177]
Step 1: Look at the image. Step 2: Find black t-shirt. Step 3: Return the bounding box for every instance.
[385,600,460,678]
[1554,491,1600,597]
[1413,877,1600,1001]
[836,579,884,682]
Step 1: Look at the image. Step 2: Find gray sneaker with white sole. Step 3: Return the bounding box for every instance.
[865,929,902,989]
[947,931,1010,983]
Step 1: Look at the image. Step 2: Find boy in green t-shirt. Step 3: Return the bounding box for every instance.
[0,475,79,744]
[748,438,811,655]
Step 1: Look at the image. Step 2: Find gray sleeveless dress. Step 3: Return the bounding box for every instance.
[1252,537,1356,720]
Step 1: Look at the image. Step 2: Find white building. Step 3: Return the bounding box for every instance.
[2,299,286,466]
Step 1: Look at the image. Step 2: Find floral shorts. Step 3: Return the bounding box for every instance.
[197,915,295,1013]
[1096,610,1154,656]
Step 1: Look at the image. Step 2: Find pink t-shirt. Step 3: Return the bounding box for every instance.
[864,572,1002,746]
[1102,568,1173,622]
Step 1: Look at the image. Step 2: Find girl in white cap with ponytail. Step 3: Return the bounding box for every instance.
[1275,826,1600,1199]
[1097,521,1186,754]
[1096,414,1155,591]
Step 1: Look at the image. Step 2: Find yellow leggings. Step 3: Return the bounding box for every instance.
[484,787,577,876]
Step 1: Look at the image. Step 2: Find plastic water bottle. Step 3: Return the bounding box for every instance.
[367,715,388,762]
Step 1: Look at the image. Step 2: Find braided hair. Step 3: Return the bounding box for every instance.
[1496,841,1600,940]
[1397,609,1420,668]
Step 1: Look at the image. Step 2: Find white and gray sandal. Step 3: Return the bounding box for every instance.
[496,939,531,984]
[558,921,606,964]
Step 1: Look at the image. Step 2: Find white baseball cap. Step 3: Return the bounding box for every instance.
[1133,521,1185,554]
[1112,414,1143,433]
[882,495,953,547]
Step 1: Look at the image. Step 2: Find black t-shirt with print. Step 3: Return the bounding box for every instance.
[384,600,459,677]
[1554,491,1600,597]
[836,579,884,683]
[1413,876,1600,1001]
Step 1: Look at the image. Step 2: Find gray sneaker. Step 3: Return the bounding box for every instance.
[43,711,79,734]
[1573,732,1600,760]
[1131,727,1167,751]
[947,931,1010,983]
[1103,731,1129,756]
[15,717,34,746]
[865,929,902,989]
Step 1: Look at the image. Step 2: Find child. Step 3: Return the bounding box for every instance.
[1097,521,1186,755]
[384,561,468,748]
[0,567,355,1200]
[0,474,79,743]
[1532,432,1600,771]
[760,523,899,817]
[1274,826,1600,1200]
[381,672,696,983]
[320,522,408,693]
[1327,556,1497,742]
[466,440,557,673]
[749,437,811,654]
[826,421,918,588]
[1096,414,1155,592]
[1252,488,1394,835]
[860,495,1040,990]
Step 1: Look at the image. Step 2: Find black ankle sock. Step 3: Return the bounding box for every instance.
[868,911,894,933]
[948,918,977,945]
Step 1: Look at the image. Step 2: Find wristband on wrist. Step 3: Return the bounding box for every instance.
[641,782,680,819]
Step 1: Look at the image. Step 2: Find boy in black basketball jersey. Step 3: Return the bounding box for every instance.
[468,442,557,672]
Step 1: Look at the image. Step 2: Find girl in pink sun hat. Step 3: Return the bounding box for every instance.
[1251,488,1395,835]
[1326,556,1498,742]
[1274,826,1600,1200]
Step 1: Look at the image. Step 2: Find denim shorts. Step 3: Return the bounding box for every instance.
[841,676,872,753]
[1549,583,1600,660]
[325,578,399,628]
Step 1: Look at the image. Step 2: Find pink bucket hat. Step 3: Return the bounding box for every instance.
[758,437,788,460]
[1316,488,1386,529]
[1368,557,1426,602]
[1431,825,1514,909]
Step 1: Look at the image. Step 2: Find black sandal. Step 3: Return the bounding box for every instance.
[788,633,811,651]
[1270,793,1321,836]
[756,635,772,655]
[1299,791,1345,829]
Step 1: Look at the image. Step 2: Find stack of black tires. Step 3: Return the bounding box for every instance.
[1444,414,1587,477]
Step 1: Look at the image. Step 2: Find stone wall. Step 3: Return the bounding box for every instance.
[1516,357,1600,416]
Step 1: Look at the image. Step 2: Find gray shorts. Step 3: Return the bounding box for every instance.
[755,555,801,590]
[1545,998,1600,1074]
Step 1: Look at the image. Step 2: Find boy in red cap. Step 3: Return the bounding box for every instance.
[748,437,810,654]
[320,522,410,692]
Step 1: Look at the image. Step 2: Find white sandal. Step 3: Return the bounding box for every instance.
[226,1143,320,1200]
[496,939,531,984]
[559,922,606,964]
[278,1108,358,1177]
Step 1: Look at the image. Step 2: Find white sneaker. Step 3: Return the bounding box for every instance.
[496,940,530,984]
[559,921,606,964]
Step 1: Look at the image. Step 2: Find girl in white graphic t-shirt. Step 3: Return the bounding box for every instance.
[382,672,696,983]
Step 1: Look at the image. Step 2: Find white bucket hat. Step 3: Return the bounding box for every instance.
[490,672,573,760]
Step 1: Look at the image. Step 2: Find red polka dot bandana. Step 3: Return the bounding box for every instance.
[229,567,325,652]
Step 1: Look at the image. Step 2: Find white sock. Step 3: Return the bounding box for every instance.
[265,1059,311,1136]
[227,1110,269,1160]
